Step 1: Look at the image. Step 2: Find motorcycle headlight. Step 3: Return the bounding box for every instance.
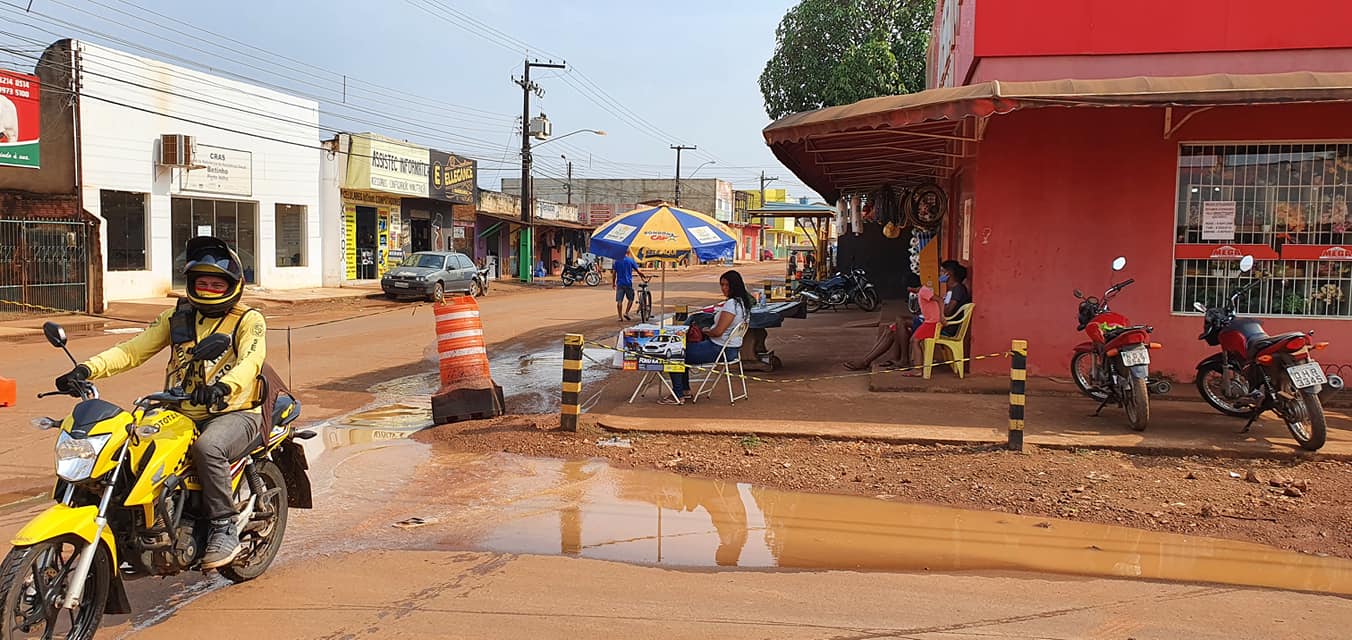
[55,432,112,482]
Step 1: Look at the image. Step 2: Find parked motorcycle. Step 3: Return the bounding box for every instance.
[1,323,314,639]
[1069,257,1161,432]
[1191,255,1339,451]
[560,255,602,287]
[796,269,879,313]
[473,266,490,297]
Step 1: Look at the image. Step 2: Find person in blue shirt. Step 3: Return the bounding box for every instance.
[612,250,650,321]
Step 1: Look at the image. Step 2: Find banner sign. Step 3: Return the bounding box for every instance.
[0,69,40,169]
[429,150,475,204]
[181,144,252,196]
[346,134,429,197]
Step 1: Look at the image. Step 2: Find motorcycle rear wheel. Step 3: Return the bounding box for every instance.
[1281,388,1327,451]
[561,275,575,287]
[0,535,110,640]
[219,460,289,583]
[1123,376,1150,431]
[804,295,822,313]
[1069,351,1110,402]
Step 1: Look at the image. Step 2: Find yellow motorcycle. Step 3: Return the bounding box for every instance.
[1,323,314,640]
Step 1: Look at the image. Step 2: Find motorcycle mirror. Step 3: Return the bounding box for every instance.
[1073,289,1083,299]
[192,334,233,361]
[1238,255,1255,273]
[1193,302,1208,313]
[42,321,68,348]
[1111,257,1127,271]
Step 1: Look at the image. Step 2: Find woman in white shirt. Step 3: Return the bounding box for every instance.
[663,270,753,404]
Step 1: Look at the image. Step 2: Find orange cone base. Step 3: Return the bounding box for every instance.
[431,383,505,425]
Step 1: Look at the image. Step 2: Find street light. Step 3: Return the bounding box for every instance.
[534,128,606,149]
[688,160,716,178]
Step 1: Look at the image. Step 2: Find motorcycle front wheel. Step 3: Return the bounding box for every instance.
[584,272,601,287]
[0,535,110,640]
[1069,351,1109,402]
[219,460,289,583]
[1122,376,1150,431]
[1195,361,1251,417]
[1279,388,1327,451]
[853,288,881,312]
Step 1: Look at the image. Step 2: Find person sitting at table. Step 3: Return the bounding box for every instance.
[663,270,753,405]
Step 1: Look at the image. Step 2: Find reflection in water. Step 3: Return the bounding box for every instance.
[459,456,1352,595]
[318,403,433,452]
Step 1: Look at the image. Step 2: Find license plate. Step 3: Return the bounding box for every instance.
[1287,362,1328,389]
[394,282,410,288]
[1120,348,1150,367]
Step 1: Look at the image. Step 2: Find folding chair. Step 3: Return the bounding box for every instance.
[922,303,975,379]
[693,323,750,404]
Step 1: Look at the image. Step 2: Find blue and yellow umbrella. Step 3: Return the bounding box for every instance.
[589,203,738,263]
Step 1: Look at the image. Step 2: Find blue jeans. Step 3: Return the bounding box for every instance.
[669,339,733,397]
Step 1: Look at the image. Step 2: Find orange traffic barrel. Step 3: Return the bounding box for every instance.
[431,296,503,424]
[0,376,14,407]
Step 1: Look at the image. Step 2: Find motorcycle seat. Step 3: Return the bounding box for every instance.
[1103,325,1149,342]
[1247,332,1307,358]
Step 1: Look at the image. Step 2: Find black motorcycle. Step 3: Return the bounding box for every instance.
[561,255,602,287]
[795,269,879,312]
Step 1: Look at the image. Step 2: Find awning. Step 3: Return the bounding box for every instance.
[747,201,836,218]
[763,71,1352,201]
[476,209,593,230]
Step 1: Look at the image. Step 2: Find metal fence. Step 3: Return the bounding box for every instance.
[0,218,89,315]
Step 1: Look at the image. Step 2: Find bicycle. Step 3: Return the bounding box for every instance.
[636,275,654,323]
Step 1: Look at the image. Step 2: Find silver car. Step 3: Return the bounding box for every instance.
[381,251,478,302]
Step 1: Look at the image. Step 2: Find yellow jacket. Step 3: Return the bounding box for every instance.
[83,304,266,421]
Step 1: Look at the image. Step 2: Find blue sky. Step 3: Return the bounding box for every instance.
[0,0,820,198]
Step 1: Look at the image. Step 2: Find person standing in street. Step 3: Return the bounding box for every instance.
[612,250,650,322]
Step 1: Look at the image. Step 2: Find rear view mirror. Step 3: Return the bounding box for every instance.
[1073,289,1083,299]
[1111,257,1127,271]
[192,334,232,361]
[1193,302,1208,313]
[1239,255,1255,273]
[42,322,68,348]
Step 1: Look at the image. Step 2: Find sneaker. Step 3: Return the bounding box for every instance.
[201,517,241,569]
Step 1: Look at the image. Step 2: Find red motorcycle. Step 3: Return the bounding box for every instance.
[1192,256,1336,451]
[1070,257,1161,431]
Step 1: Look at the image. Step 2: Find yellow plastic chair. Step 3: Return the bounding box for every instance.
[922,303,975,379]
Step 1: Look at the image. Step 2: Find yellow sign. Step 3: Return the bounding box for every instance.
[345,134,430,197]
[344,205,357,280]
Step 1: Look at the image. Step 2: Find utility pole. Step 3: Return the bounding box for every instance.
[670,145,696,206]
[758,171,779,261]
[565,159,573,205]
[514,58,566,283]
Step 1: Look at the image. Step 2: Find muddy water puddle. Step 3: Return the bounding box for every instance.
[405,454,1352,595]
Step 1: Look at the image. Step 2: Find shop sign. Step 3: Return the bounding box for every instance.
[346,134,429,197]
[181,144,252,196]
[1201,201,1236,241]
[588,204,614,225]
[0,69,40,169]
[537,200,561,220]
[1280,245,1352,261]
[1174,244,1279,261]
[429,150,475,204]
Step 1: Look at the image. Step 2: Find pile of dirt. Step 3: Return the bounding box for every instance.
[415,414,1352,558]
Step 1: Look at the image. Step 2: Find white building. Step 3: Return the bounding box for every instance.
[75,41,322,301]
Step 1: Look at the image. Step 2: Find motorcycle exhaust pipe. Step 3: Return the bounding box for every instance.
[1320,374,1344,404]
[1148,379,1173,396]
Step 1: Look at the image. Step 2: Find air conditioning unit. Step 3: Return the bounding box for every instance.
[159,134,196,167]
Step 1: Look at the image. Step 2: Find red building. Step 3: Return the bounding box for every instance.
[765,0,1352,379]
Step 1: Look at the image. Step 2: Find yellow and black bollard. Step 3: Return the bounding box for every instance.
[1008,339,1027,451]
[561,333,584,432]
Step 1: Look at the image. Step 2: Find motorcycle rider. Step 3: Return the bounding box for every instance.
[54,236,267,570]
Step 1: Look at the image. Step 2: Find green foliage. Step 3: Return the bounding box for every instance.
[760,0,934,120]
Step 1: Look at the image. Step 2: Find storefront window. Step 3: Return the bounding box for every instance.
[171,197,257,285]
[100,190,147,271]
[275,204,306,267]
[1173,143,1352,318]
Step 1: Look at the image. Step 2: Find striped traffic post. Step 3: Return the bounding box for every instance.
[1008,339,1027,451]
[561,333,584,432]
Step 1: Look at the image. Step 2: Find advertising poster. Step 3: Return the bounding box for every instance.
[0,69,40,169]
[622,326,688,372]
[343,206,358,280]
[429,150,475,204]
[1202,201,1237,241]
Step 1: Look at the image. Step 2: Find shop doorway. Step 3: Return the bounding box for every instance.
[171,197,258,286]
[355,206,378,280]
[410,218,432,253]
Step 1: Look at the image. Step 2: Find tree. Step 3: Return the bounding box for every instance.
[760,0,934,120]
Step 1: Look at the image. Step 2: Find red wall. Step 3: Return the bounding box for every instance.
[974,0,1352,58]
[967,103,1352,379]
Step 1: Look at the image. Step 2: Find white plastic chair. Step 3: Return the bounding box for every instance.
[693,323,750,404]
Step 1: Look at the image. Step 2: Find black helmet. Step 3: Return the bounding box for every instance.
[183,236,244,317]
